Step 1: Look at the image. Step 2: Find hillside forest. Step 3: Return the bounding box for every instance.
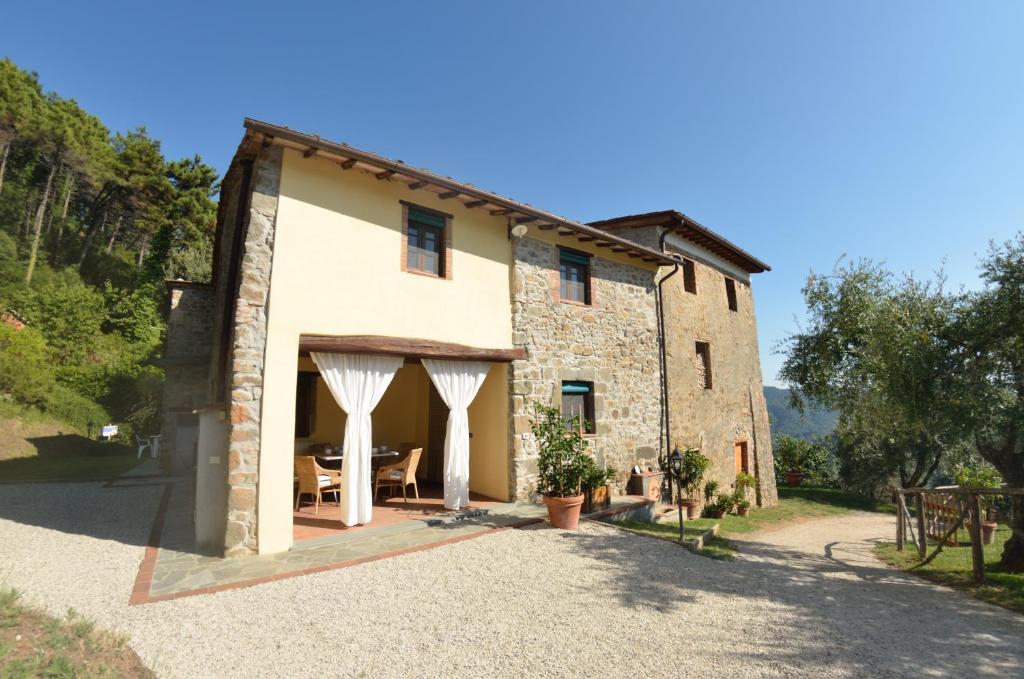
[0,58,218,438]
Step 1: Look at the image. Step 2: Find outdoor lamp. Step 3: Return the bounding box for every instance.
[670,447,683,478]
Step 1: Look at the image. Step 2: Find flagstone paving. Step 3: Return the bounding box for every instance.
[138,479,649,601]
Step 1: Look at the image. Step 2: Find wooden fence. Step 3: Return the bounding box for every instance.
[896,487,1022,582]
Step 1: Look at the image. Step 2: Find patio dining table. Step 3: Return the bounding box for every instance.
[314,448,400,473]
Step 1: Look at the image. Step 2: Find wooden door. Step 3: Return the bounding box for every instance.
[735,441,749,475]
[426,383,448,483]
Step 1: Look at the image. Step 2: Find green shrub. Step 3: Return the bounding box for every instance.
[774,435,837,486]
[531,401,591,497]
[8,274,105,366]
[46,385,109,436]
[0,323,56,408]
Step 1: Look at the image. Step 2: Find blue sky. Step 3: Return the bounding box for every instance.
[3,2,1023,386]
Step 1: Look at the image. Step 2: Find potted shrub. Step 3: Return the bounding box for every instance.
[704,493,735,519]
[677,448,710,519]
[703,480,720,506]
[734,472,757,516]
[531,402,590,529]
[582,459,616,514]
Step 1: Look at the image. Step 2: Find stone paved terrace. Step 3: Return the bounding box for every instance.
[126,474,652,604]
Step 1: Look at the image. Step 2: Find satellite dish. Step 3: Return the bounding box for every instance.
[510,223,529,238]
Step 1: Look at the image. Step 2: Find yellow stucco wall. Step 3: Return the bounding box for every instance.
[467,363,509,500]
[257,149,514,553]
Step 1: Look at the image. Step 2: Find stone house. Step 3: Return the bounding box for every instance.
[162,119,776,557]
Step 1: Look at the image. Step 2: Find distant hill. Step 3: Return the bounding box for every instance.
[764,386,838,441]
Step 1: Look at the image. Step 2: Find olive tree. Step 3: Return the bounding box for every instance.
[950,234,1024,571]
[780,260,964,492]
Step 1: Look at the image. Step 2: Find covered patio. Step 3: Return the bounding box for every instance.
[289,335,524,545]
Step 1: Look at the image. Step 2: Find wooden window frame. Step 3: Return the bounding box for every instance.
[682,259,697,294]
[695,341,713,390]
[557,247,592,306]
[400,201,453,280]
[295,371,318,438]
[561,381,596,434]
[725,277,738,312]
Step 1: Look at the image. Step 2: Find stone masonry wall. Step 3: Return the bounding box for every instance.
[662,252,778,507]
[508,236,662,499]
[161,282,214,475]
[222,145,282,557]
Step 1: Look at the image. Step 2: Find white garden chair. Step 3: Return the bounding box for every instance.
[136,434,153,459]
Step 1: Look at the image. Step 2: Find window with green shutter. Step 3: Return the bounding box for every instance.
[559,248,591,304]
[406,206,447,276]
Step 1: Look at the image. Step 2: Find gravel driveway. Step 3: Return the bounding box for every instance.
[1,481,1022,678]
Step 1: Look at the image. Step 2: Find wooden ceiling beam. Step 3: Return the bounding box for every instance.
[339,158,357,170]
[594,241,613,248]
[576,236,598,242]
[438,190,460,200]
[464,199,487,208]
[407,180,429,190]
[303,147,318,158]
[489,208,513,215]
[515,216,537,224]
[376,170,396,180]
[611,247,628,253]
[557,229,574,237]
[537,224,557,231]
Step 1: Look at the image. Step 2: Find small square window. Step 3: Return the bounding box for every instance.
[682,259,697,294]
[559,248,591,305]
[695,341,712,390]
[405,205,448,277]
[725,277,738,312]
[561,381,595,434]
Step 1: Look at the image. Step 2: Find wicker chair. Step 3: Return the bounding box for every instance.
[294,455,342,515]
[374,448,422,502]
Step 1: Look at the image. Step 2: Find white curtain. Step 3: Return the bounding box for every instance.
[422,359,492,510]
[311,352,403,526]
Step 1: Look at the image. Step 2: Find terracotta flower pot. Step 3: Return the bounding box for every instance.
[544,494,585,529]
[784,471,805,486]
[981,521,998,546]
[682,499,700,519]
[737,506,751,517]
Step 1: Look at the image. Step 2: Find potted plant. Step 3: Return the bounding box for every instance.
[581,458,616,514]
[735,498,752,517]
[734,471,757,516]
[531,402,590,529]
[703,480,720,506]
[676,448,710,519]
[704,493,735,519]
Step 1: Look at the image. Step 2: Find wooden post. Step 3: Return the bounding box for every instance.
[969,493,985,583]
[896,493,905,551]
[915,493,927,559]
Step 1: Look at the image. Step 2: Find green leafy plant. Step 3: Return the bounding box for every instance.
[703,493,735,518]
[734,472,757,496]
[951,462,1002,489]
[581,456,616,492]
[735,497,752,513]
[531,402,590,497]
[677,448,710,499]
[703,479,720,503]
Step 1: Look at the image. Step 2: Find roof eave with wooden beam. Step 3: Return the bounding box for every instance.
[241,118,678,267]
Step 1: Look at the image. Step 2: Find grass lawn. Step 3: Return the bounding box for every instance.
[0,402,141,482]
[611,485,893,559]
[0,588,153,678]
[875,526,1024,615]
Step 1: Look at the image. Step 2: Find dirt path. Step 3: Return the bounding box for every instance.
[1,482,1022,678]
